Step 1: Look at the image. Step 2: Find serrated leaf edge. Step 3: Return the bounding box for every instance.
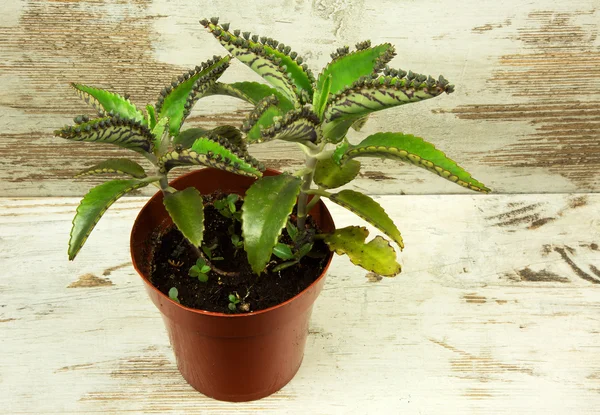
[68,178,157,260]
[329,190,404,250]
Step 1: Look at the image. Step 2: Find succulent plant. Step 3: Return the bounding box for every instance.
[56,17,489,288]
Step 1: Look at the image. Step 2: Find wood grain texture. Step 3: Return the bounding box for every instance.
[2,194,600,413]
[0,0,598,196]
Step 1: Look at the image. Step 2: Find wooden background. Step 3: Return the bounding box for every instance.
[1,0,598,196]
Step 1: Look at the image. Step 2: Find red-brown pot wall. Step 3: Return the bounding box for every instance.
[130,168,334,401]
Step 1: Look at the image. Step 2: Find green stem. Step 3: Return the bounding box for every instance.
[305,195,321,213]
[296,155,317,232]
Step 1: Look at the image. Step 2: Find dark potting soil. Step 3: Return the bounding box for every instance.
[149,192,331,314]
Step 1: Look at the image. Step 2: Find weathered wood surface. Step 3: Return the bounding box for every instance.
[1,0,599,196]
[1,194,600,413]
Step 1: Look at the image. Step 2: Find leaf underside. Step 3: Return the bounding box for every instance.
[163,187,205,247]
[313,157,361,189]
[152,117,170,156]
[328,189,404,250]
[75,158,147,179]
[159,136,263,177]
[260,107,322,144]
[322,74,454,143]
[156,55,231,136]
[342,132,490,193]
[175,126,246,151]
[241,175,302,274]
[242,95,284,143]
[55,117,153,154]
[210,82,295,112]
[68,178,156,260]
[324,226,401,276]
[71,83,146,125]
[203,19,314,104]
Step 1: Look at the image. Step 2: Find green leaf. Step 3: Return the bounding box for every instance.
[168,287,180,303]
[146,104,157,129]
[314,157,361,189]
[323,226,401,276]
[189,265,201,277]
[197,273,209,283]
[272,260,299,272]
[159,136,264,178]
[203,20,307,104]
[163,187,205,247]
[174,126,245,151]
[286,221,298,241]
[228,303,237,311]
[322,73,454,143]
[227,194,239,212]
[315,43,395,100]
[200,265,211,274]
[75,158,147,179]
[212,126,246,151]
[209,82,295,113]
[327,190,404,250]
[341,132,490,193]
[241,175,302,274]
[56,116,153,154]
[273,243,294,260]
[156,56,231,136]
[296,243,313,259]
[241,95,285,143]
[260,107,322,144]
[173,128,210,149]
[351,115,369,131]
[332,139,350,165]
[152,117,170,156]
[68,177,157,260]
[71,83,146,125]
[313,74,332,119]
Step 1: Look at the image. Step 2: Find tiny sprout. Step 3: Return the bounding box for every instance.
[286,221,299,242]
[231,233,244,249]
[168,287,180,303]
[168,259,184,268]
[228,292,241,311]
[202,242,224,261]
[189,258,211,282]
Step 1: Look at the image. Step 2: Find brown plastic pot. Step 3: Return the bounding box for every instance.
[130,168,334,402]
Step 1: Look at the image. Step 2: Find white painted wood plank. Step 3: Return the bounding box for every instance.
[0,0,598,195]
[1,194,600,413]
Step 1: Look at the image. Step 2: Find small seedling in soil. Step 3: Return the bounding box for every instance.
[189,258,211,282]
[202,242,224,261]
[231,233,244,250]
[168,287,180,303]
[228,292,241,311]
[214,194,242,221]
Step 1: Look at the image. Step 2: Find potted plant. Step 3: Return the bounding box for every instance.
[56,17,490,402]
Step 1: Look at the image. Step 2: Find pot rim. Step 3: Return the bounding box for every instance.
[131,168,335,319]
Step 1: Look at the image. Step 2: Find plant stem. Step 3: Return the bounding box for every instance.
[188,243,240,278]
[296,155,317,231]
[304,195,321,213]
